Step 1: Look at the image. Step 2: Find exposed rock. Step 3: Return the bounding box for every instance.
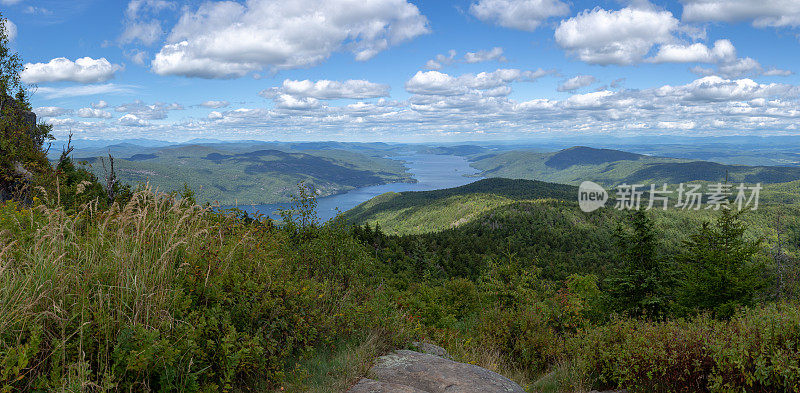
[13,162,33,179]
[411,342,451,359]
[347,378,429,393]
[347,349,525,393]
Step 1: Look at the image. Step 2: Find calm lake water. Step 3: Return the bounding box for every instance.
[231,154,482,222]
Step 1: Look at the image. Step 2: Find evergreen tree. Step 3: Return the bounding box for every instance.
[605,210,673,319]
[677,208,768,318]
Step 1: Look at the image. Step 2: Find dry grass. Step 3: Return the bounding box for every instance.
[0,189,218,388]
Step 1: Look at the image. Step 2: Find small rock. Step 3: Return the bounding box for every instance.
[411,342,451,359]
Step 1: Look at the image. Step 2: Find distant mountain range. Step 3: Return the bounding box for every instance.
[57,138,800,206]
[471,146,800,186]
[72,143,413,205]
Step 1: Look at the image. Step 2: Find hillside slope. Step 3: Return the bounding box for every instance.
[75,144,413,205]
[472,146,800,186]
[342,178,578,234]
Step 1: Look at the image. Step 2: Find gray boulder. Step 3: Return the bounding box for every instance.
[347,378,429,393]
[347,349,525,393]
[411,342,452,359]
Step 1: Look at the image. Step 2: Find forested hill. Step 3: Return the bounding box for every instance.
[342,178,578,234]
[68,143,413,205]
[472,146,800,186]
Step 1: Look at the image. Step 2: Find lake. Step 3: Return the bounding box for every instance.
[231,154,482,222]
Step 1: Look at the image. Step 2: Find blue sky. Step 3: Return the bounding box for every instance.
[4,0,800,142]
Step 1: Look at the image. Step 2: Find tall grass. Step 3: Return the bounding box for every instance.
[1,190,214,389]
[0,189,412,391]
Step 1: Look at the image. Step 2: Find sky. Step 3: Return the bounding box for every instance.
[3,0,800,142]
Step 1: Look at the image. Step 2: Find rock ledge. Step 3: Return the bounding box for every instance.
[347,345,525,393]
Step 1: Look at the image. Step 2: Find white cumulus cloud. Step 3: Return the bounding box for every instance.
[152,0,430,79]
[406,69,553,96]
[34,107,72,117]
[261,79,390,100]
[77,108,113,118]
[558,75,597,92]
[649,39,736,63]
[115,100,184,120]
[555,5,679,65]
[118,114,149,127]
[464,47,506,63]
[425,50,457,70]
[200,100,230,109]
[470,0,569,31]
[21,57,123,84]
[120,0,176,45]
[681,0,800,28]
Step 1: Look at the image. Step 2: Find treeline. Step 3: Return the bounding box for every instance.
[350,201,800,391]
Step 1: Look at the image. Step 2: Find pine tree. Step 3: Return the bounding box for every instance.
[605,210,673,319]
[677,209,768,318]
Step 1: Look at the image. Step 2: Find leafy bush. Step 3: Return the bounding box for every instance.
[569,303,800,392]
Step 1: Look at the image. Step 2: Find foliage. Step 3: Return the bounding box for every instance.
[678,209,770,318]
[0,189,413,392]
[605,210,675,319]
[569,303,800,392]
[0,14,53,202]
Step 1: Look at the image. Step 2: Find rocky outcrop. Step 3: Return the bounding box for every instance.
[347,344,525,393]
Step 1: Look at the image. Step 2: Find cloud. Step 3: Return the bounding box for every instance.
[558,75,597,92]
[152,0,429,78]
[124,49,149,66]
[120,0,176,45]
[115,100,184,120]
[464,47,506,63]
[120,20,162,45]
[470,0,569,31]
[23,6,52,15]
[92,100,109,109]
[425,48,505,69]
[3,19,16,41]
[681,0,800,28]
[405,69,554,96]
[0,0,23,5]
[425,50,457,70]
[667,76,797,102]
[564,90,615,109]
[34,107,72,117]
[77,108,113,118]
[273,95,321,110]
[118,114,150,127]
[555,5,679,65]
[21,57,123,84]
[648,39,736,63]
[763,68,794,77]
[35,83,136,99]
[261,79,390,101]
[200,100,230,109]
[690,57,792,78]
